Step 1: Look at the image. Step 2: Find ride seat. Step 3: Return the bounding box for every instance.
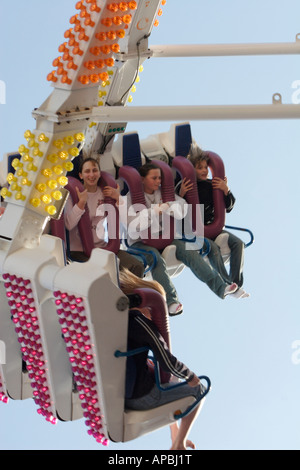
[51,172,120,259]
[158,122,193,158]
[116,287,210,443]
[123,395,196,442]
[214,232,231,264]
[119,163,186,276]
[161,245,185,278]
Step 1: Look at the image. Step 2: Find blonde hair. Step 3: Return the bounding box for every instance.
[119,268,166,299]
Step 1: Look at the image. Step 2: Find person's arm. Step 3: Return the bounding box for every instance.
[224,190,236,213]
[120,193,158,242]
[130,312,196,383]
[64,191,86,231]
[212,177,236,212]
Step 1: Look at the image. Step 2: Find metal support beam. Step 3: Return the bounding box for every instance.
[92,103,300,122]
[150,38,300,58]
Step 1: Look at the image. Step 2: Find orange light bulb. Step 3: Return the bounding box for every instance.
[122,14,132,24]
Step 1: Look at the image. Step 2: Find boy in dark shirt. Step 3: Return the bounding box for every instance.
[182,146,249,298]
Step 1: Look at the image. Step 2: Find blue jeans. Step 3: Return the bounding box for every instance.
[208,231,245,287]
[172,239,229,299]
[125,381,203,411]
[131,242,179,306]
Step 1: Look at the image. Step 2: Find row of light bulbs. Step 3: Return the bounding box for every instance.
[1,131,85,217]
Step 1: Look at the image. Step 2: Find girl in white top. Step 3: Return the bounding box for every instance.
[119,163,186,316]
[64,158,144,277]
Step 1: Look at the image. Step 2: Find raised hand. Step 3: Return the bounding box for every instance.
[102,184,120,201]
[75,186,88,210]
[212,176,229,195]
[179,178,194,198]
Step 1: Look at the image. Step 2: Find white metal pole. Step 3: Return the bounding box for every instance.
[150,40,300,58]
[92,104,300,122]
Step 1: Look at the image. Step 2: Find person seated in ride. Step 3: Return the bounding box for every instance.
[64,157,144,277]
[184,144,249,298]
[120,162,186,316]
[120,163,239,313]
[119,268,208,451]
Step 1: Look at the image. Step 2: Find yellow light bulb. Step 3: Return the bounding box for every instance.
[63,162,74,172]
[27,163,38,172]
[74,133,85,142]
[18,145,29,155]
[10,183,21,192]
[38,133,49,143]
[42,168,52,177]
[46,205,57,216]
[57,176,68,187]
[21,178,32,187]
[58,151,69,161]
[64,135,75,145]
[0,188,12,198]
[69,147,80,157]
[33,148,43,157]
[47,180,58,190]
[24,130,34,140]
[12,158,22,169]
[36,183,47,192]
[53,139,64,149]
[23,155,33,163]
[47,154,58,163]
[15,192,26,201]
[52,165,63,175]
[17,169,27,177]
[30,198,41,208]
[28,139,37,148]
[52,190,63,201]
[41,194,52,204]
[7,173,17,184]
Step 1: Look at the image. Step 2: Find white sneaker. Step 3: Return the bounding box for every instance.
[231,288,250,299]
[168,302,183,316]
[224,283,238,297]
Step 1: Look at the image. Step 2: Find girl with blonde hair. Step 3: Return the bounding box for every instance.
[119,269,208,450]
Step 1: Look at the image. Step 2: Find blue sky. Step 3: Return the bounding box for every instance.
[0,0,300,451]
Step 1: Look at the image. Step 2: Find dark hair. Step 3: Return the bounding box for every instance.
[79,157,101,174]
[187,144,209,168]
[138,162,161,178]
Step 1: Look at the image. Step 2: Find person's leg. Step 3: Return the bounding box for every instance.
[170,399,205,450]
[226,232,245,287]
[207,238,231,283]
[117,249,145,278]
[132,242,180,306]
[125,380,206,450]
[172,239,232,299]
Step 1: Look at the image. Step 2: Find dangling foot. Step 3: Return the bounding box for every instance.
[168,302,183,316]
[224,283,238,297]
[231,287,250,299]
